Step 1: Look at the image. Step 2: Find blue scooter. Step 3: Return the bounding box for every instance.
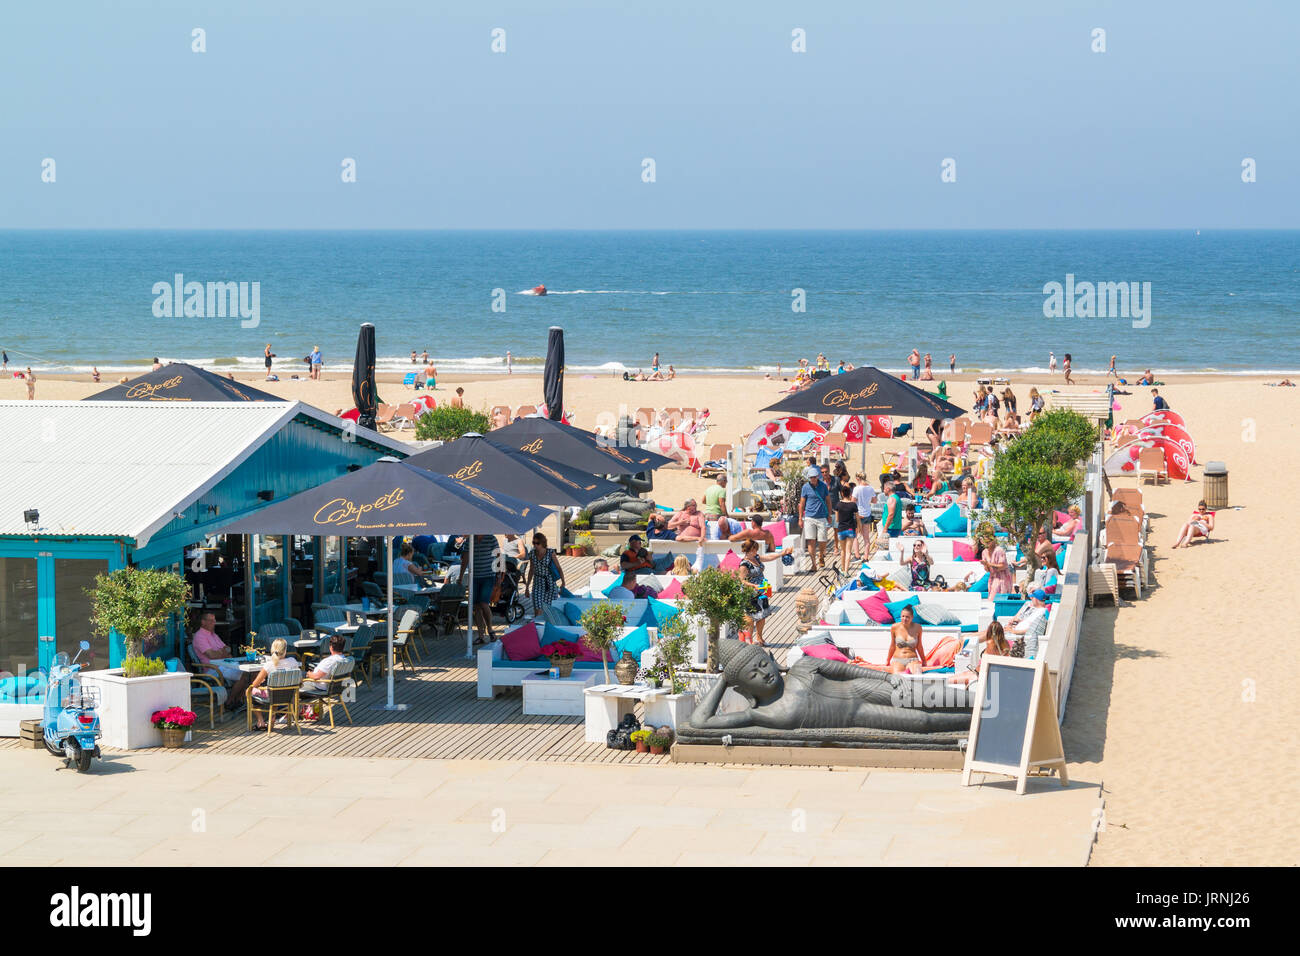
[43,641,102,773]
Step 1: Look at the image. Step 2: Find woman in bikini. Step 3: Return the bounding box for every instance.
[1172,499,1216,548]
[886,605,926,675]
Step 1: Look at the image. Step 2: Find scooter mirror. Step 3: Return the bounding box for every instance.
[79,641,91,650]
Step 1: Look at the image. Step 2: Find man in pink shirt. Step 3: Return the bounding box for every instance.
[191,612,253,714]
[667,499,705,542]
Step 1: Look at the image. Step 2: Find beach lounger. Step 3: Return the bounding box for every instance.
[661,408,683,430]
[634,407,655,429]
[967,422,994,452]
[1138,447,1167,484]
[823,431,847,458]
[515,404,537,418]
[490,405,511,424]
[373,404,398,431]
[391,402,420,430]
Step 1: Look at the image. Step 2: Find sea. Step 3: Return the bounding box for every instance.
[1,230,1297,377]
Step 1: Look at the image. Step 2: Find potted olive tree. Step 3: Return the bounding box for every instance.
[80,567,194,750]
[677,567,752,673]
[642,615,699,731]
[579,602,627,684]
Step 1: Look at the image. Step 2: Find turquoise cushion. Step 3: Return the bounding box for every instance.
[883,594,921,622]
[563,602,584,625]
[970,573,989,596]
[637,604,659,628]
[960,624,979,633]
[614,624,653,660]
[934,503,967,534]
[600,573,625,597]
[646,596,680,627]
[541,622,584,646]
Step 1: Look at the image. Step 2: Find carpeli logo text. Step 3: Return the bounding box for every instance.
[49,886,151,936]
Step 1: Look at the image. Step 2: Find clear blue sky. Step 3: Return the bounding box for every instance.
[1,0,1294,228]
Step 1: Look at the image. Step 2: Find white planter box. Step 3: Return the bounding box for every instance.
[643,692,695,732]
[79,668,192,750]
[0,703,44,737]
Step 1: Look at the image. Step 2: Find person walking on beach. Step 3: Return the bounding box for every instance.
[1151,388,1168,412]
[309,345,322,381]
[264,344,275,379]
[907,349,921,380]
[1049,351,1057,374]
[949,353,955,373]
[420,350,429,363]
[423,361,437,391]
[24,367,35,400]
[1107,355,1118,379]
[921,353,934,381]
[1,349,7,371]
[1063,353,1074,384]
[506,351,512,375]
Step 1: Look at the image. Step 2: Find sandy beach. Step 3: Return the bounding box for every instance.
[10,366,1298,866]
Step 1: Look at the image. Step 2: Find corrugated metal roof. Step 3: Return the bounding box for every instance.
[0,401,410,544]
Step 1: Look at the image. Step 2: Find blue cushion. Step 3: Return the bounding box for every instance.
[541,605,570,627]
[934,503,967,534]
[563,602,584,626]
[614,624,653,661]
[600,573,625,597]
[652,553,676,574]
[542,622,584,646]
[883,594,921,622]
[970,573,989,596]
[557,586,577,599]
[606,587,634,600]
[647,596,680,627]
[960,624,979,633]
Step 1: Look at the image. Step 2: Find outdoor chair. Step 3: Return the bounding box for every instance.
[246,668,304,734]
[393,609,422,668]
[1138,448,1167,484]
[249,622,291,652]
[490,404,511,423]
[515,404,537,418]
[634,407,655,429]
[374,404,398,431]
[311,605,346,629]
[346,624,378,686]
[278,618,304,637]
[319,592,347,607]
[823,431,847,458]
[184,639,228,728]
[298,660,355,728]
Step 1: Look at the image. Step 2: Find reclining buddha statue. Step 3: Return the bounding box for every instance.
[677,638,973,749]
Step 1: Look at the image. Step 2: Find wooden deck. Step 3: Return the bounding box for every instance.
[2,552,826,763]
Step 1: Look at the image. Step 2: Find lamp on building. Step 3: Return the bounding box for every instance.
[23,508,39,528]
[256,490,274,502]
[346,464,362,473]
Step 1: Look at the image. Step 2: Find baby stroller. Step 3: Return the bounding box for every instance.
[488,554,528,624]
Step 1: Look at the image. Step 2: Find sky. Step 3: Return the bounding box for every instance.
[1,0,1296,229]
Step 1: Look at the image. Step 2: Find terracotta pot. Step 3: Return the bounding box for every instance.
[650,744,665,755]
[635,741,648,753]
[160,727,187,749]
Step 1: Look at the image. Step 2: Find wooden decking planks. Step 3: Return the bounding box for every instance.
[0,550,828,764]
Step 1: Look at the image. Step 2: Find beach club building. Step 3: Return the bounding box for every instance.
[0,401,409,698]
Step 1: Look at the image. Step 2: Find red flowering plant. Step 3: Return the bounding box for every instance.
[544,639,583,661]
[151,706,196,730]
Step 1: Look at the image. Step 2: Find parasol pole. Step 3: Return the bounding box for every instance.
[380,535,406,710]
[465,535,476,659]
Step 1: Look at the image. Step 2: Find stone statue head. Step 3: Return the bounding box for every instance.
[717,638,783,705]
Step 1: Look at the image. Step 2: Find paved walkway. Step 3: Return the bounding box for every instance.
[0,750,1101,866]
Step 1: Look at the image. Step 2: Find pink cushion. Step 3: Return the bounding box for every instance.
[858,596,894,625]
[576,643,614,663]
[501,622,543,661]
[658,578,684,600]
[802,643,849,662]
[762,521,786,546]
[719,550,741,571]
[926,636,960,668]
[1054,510,1070,524]
[952,541,976,561]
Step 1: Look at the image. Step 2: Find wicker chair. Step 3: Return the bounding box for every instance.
[184,640,229,728]
[298,660,355,728]
[246,668,304,734]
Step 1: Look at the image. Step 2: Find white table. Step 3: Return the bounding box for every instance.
[583,683,670,742]
[521,671,600,716]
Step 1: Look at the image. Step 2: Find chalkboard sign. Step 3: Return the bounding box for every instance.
[971,663,1036,767]
[962,657,1068,794]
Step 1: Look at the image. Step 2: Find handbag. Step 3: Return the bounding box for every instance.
[488,573,504,605]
